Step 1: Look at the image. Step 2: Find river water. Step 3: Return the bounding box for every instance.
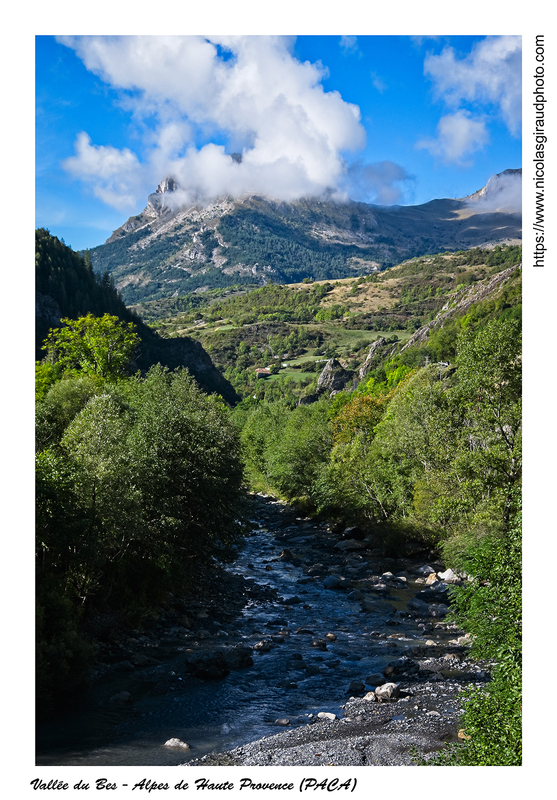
[36,496,449,766]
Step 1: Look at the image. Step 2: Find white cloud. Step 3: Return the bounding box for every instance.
[63,132,142,210]
[370,71,387,94]
[58,35,368,209]
[416,110,489,165]
[423,35,522,136]
[465,169,522,213]
[340,36,360,56]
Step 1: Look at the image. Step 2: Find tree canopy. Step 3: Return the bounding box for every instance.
[44,313,140,379]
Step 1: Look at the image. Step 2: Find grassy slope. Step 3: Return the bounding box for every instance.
[128,246,521,400]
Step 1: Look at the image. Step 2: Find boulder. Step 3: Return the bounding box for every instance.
[183,650,230,680]
[222,645,254,670]
[113,660,135,672]
[348,680,366,694]
[253,640,273,653]
[374,682,400,701]
[130,653,160,667]
[386,656,418,675]
[334,539,367,552]
[317,712,337,721]
[438,568,461,584]
[110,691,132,704]
[341,526,366,541]
[408,597,434,615]
[428,603,449,618]
[415,565,437,577]
[282,595,302,605]
[164,738,190,749]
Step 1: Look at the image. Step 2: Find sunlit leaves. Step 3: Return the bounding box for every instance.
[45,313,139,379]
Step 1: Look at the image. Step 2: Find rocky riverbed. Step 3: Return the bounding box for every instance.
[37,494,489,767]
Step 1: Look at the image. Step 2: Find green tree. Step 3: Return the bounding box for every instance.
[424,504,521,765]
[124,366,246,564]
[44,313,140,379]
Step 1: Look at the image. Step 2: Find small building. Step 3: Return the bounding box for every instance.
[255,368,272,378]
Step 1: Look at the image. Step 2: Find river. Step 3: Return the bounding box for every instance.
[36,495,455,766]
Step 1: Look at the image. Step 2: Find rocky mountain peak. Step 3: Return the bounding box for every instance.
[156,177,179,194]
[147,177,180,217]
[462,168,522,212]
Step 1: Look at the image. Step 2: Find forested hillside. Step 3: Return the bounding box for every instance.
[88,175,521,305]
[36,230,238,403]
[136,245,521,405]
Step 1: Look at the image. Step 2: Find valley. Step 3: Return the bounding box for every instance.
[35,182,522,768]
[129,244,521,405]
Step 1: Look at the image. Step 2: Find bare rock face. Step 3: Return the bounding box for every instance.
[317,358,353,395]
[358,337,400,381]
[147,177,180,216]
[400,263,520,352]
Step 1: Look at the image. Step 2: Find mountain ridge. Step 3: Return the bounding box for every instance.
[89,169,521,306]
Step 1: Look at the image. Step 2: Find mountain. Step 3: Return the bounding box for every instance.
[35,229,238,404]
[88,170,522,306]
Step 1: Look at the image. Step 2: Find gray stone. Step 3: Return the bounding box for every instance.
[438,568,460,584]
[415,565,437,576]
[317,712,337,721]
[282,595,302,605]
[374,682,400,701]
[334,539,367,552]
[317,359,353,394]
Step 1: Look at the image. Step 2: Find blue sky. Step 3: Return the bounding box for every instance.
[36,35,522,251]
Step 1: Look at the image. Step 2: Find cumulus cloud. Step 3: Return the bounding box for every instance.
[424,35,522,135]
[416,110,489,165]
[58,35,372,210]
[63,132,143,209]
[417,36,521,167]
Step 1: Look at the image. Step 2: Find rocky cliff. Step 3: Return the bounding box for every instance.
[89,170,522,306]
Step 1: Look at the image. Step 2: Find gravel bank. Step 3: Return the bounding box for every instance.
[184,659,491,766]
